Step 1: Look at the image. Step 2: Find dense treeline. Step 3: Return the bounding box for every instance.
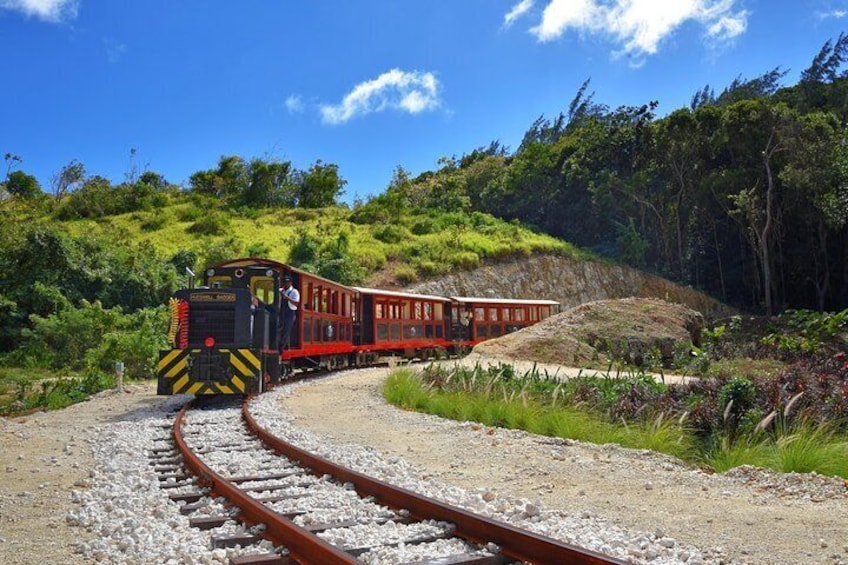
[382,37,848,313]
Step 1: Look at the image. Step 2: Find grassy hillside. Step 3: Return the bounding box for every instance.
[60,197,582,286]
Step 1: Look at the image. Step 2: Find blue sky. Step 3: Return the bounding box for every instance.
[3,0,848,203]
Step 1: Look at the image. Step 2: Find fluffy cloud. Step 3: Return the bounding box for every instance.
[285,95,304,114]
[0,0,78,22]
[320,69,441,125]
[519,0,747,57]
[504,0,534,28]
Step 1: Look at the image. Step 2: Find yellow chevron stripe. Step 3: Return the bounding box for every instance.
[231,375,245,393]
[230,354,254,378]
[173,375,189,394]
[186,382,204,395]
[215,383,234,394]
[164,359,187,380]
[238,349,261,371]
[158,349,184,371]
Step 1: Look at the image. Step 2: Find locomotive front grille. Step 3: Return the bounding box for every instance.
[188,303,236,345]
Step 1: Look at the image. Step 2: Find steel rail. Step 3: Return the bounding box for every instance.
[243,401,627,565]
[173,403,363,565]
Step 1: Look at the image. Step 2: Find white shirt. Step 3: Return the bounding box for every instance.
[281,285,299,311]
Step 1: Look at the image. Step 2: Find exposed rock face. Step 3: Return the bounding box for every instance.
[407,254,732,320]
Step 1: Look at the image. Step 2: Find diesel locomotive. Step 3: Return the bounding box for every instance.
[157,258,559,396]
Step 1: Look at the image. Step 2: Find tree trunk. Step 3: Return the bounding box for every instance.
[761,136,778,316]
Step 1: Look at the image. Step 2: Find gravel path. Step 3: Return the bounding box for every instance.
[1,361,847,564]
[278,362,848,565]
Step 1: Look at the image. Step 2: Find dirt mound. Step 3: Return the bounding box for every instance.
[473,297,704,368]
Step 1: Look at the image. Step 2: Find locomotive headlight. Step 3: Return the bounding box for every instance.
[206,268,215,277]
[266,269,274,277]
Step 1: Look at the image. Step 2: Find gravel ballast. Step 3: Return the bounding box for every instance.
[0,361,846,564]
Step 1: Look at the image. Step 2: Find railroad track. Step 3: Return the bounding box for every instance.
[150,395,627,565]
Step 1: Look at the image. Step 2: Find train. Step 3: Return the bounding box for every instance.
[156,258,559,396]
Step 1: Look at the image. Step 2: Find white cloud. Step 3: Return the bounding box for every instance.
[526,0,748,57]
[0,0,78,22]
[504,0,534,28]
[285,94,304,114]
[320,69,441,125]
[816,9,848,20]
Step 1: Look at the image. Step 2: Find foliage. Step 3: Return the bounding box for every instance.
[4,170,41,198]
[22,300,167,377]
[288,229,365,285]
[386,359,848,477]
[53,174,172,219]
[198,237,244,270]
[0,370,115,415]
[298,160,346,208]
[187,211,231,235]
[761,308,848,357]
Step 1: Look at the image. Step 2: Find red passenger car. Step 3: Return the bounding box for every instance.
[352,287,452,361]
[450,297,560,347]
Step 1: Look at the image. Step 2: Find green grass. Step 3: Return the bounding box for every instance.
[769,423,848,476]
[59,201,576,281]
[384,369,695,455]
[384,367,848,478]
[0,369,115,415]
[0,366,55,406]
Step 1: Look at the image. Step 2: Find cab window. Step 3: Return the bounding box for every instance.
[250,276,276,305]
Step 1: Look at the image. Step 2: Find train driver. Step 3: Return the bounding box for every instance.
[279,274,300,349]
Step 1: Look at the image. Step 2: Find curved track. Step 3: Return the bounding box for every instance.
[157,393,627,565]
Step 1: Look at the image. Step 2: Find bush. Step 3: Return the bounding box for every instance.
[84,307,169,378]
[448,251,480,270]
[187,212,230,235]
[246,242,271,257]
[140,211,169,232]
[176,205,204,222]
[22,302,167,377]
[393,265,418,285]
[373,224,407,244]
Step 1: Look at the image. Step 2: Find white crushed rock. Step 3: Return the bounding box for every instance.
[1,363,847,564]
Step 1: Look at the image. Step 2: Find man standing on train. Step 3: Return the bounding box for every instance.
[279,274,299,349]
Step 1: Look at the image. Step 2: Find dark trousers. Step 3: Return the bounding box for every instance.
[280,310,296,349]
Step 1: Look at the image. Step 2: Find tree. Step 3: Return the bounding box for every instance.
[723,100,799,315]
[297,160,345,208]
[189,155,248,201]
[51,160,85,200]
[243,159,295,207]
[779,112,848,309]
[5,170,41,198]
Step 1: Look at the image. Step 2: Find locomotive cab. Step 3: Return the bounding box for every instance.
[157,266,284,395]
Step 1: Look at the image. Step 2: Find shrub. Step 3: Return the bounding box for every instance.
[140,211,169,232]
[393,265,418,285]
[410,218,436,235]
[246,242,271,257]
[176,205,204,222]
[373,224,407,244]
[25,300,125,370]
[84,307,169,378]
[448,251,480,270]
[187,212,230,235]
